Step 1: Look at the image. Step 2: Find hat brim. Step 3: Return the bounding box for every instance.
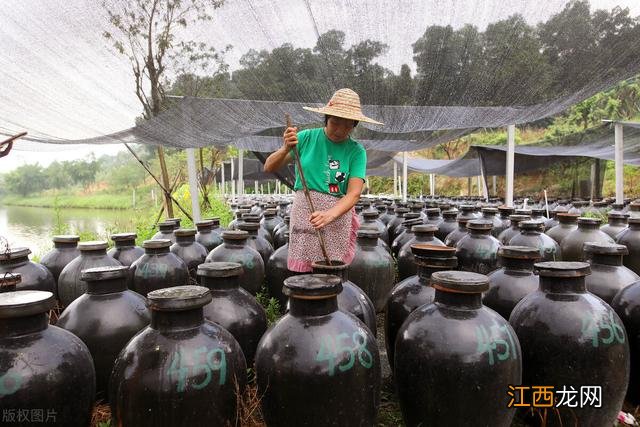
[302,106,384,125]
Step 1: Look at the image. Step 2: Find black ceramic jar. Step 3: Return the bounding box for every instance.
[152,220,178,243]
[583,242,640,304]
[385,244,457,369]
[397,224,444,280]
[0,290,96,426]
[444,217,469,248]
[108,232,144,267]
[560,217,614,261]
[205,230,265,295]
[40,235,80,284]
[255,274,381,426]
[348,229,396,312]
[616,218,640,275]
[455,219,501,274]
[58,241,122,307]
[395,271,521,427]
[611,281,640,405]
[237,221,274,267]
[510,262,629,427]
[312,260,377,336]
[495,206,515,237]
[483,246,540,321]
[435,209,458,242]
[110,285,247,427]
[265,231,295,308]
[170,228,208,281]
[198,262,267,366]
[0,247,56,296]
[545,212,579,245]
[130,239,189,296]
[56,265,150,399]
[497,214,530,245]
[601,212,629,240]
[195,219,223,252]
[273,215,290,249]
[508,220,561,261]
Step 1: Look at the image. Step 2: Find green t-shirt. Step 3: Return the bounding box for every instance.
[292,128,367,197]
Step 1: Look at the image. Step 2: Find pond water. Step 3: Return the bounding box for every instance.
[0,205,136,257]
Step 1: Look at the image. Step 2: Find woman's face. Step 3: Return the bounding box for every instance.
[325,116,355,142]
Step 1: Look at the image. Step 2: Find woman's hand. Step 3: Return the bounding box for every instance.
[283,126,298,150]
[309,210,337,229]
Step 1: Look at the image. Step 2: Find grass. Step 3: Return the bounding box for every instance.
[1,193,134,210]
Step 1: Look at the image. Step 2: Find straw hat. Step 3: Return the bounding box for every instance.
[303,88,383,125]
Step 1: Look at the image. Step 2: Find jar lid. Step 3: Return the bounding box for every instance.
[283,274,343,299]
[222,230,249,240]
[403,213,421,220]
[111,232,137,241]
[197,262,243,278]
[143,239,172,249]
[583,242,628,256]
[415,256,458,269]
[531,208,546,215]
[241,214,261,223]
[0,247,31,260]
[158,221,176,229]
[577,217,601,226]
[466,219,493,231]
[0,290,55,318]
[481,207,498,214]
[394,207,410,214]
[557,213,579,222]
[460,205,475,211]
[264,209,277,216]
[174,228,197,237]
[240,204,254,210]
[311,260,348,272]
[166,217,182,225]
[237,222,260,231]
[535,261,591,277]
[52,235,80,243]
[362,210,379,219]
[630,203,640,211]
[357,229,380,238]
[204,217,221,224]
[607,212,629,220]
[508,214,530,222]
[425,208,441,216]
[195,220,215,228]
[147,285,212,311]
[78,241,108,251]
[499,246,541,260]
[514,209,532,215]
[498,206,515,214]
[442,210,458,218]
[413,224,438,234]
[411,243,456,258]
[629,218,640,225]
[519,220,544,230]
[430,271,490,293]
[81,265,129,281]
[403,218,424,227]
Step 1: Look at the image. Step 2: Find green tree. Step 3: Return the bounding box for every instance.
[4,164,47,196]
[46,161,72,189]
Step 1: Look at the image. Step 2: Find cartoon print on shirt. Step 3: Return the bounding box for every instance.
[329,159,340,170]
[335,171,346,182]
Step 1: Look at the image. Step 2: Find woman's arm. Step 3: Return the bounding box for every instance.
[263,126,296,172]
[309,177,363,229]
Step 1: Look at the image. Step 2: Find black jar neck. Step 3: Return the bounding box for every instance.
[357,236,379,247]
[288,296,339,317]
[502,257,535,273]
[414,231,435,239]
[578,223,599,230]
[54,242,78,249]
[197,226,213,234]
[175,235,196,245]
[590,253,623,266]
[86,278,128,294]
[434,289,482,309]
[145,247,170,255]
[469,228,491,236]
[222,238,248,248]
[312,266,348,282]
[416,264,448,283]
[200,275,239,291]
[540,276,586,293]
[151,308,204,331]
[608,218,627,226]
[114,240,135,248]
[629,223,640,230]
[0,313,49,337]
[81,249,109,257]
[520,229,541,236]
[159,226,174,233]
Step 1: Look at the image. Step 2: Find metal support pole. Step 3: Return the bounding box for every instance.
[506,124,516,207]
[255,180,259,194]
[429,174,435,196]
[402,152,408,202]
[238,149,244,197]
[492,176,497,197]
[221,161,225,196]
[615,123,624,204]
[393,161,398,197]
[186,148,201,222]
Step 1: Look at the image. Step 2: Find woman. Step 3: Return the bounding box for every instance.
[263,88,383,272]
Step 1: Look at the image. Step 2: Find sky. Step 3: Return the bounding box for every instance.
[1,0,639,172]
